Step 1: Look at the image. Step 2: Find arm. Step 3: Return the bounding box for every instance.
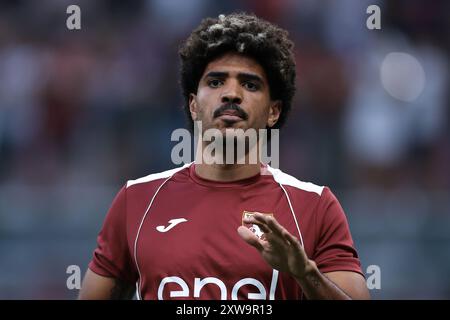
[323,271,370,300]
[82,185,139,300]
[296,264,370,300]
[78,268,135,300]
[237,213,370,300]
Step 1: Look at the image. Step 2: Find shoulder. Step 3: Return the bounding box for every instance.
[266,165,325,196]
[125,163,192,189]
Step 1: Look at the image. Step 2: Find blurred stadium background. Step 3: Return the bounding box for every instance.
[0,0,449,299]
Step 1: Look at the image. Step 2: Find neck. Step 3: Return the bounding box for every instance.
[194,139,262,182]
[194,162,261,182]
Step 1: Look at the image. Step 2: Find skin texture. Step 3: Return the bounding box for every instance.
[238,213,370,300]
[78,269,134,300]
[78,52,370,300]
[191,52,281,182]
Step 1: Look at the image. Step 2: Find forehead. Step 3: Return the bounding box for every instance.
[202,52,267,80]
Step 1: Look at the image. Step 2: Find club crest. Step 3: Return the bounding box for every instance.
[242,211,273,239]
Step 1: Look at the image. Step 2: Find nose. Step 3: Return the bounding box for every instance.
[221,80,243,105]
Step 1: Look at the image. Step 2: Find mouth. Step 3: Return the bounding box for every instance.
[217,114,243,122]
[216,111,244,123]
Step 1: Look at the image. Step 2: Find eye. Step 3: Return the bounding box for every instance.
[243,81,259,91]
[208,79,223,88]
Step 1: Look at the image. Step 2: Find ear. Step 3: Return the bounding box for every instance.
[189,93,198,121]
[267,100,282,128]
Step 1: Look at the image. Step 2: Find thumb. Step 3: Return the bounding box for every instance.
[237,226,263,251]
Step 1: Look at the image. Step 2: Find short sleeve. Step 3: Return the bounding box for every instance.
[88,185,138,284]
[312,187,364,277]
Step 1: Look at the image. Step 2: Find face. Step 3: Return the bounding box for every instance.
[189,52,281,134]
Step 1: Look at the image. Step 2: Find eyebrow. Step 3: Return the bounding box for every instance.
[204,71,264,84]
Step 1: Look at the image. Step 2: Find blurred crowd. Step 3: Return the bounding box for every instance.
[0,0,449,188]
[0,0,449,298]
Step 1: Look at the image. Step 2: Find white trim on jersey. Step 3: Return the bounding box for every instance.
[267,165,324,301]
[266,165,324,248]
[126,163,192,189]
[132,163,193,300]
[132,163,322,300]
[266,166,324,196]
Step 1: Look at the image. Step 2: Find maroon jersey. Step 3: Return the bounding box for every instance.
[89,163,363,300]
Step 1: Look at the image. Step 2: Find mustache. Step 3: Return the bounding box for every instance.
[213,103,248,120]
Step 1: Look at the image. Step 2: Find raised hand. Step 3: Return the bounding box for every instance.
[237,213,314,279]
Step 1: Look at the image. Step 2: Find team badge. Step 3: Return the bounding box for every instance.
[242,211,273,239]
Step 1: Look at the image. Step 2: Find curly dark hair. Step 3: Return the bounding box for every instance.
[179,12,296,131]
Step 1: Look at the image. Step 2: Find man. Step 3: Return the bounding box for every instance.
[79,13,370,300]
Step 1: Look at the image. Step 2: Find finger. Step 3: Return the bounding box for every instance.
[251,216,290,246]
[259,215,285,238]
[237,226,264,251]
[247,214,289,246]
[261,215,301,247]
[245,214,301,247]
[246,213,273,232]
[243,214,265,224]
[263,231,290,248]
[281,228,302,248]
[242,219,271,234]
